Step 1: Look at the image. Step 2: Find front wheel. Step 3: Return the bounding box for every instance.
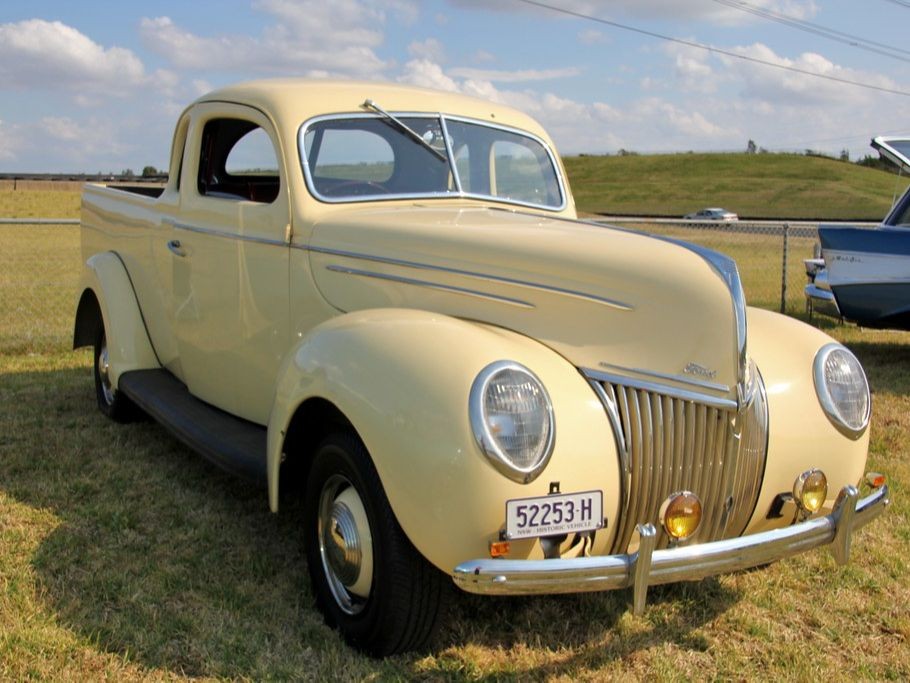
[93,328,139,422]
[303,432,446,656]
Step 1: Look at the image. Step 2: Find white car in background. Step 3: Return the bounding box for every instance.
[685,207,738,221]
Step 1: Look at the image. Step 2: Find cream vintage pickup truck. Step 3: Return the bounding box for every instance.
[74,79,889,656]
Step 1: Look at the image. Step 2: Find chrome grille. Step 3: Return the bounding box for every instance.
[594,374,768,551]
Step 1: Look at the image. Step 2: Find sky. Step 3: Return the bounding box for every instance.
[1,0,910,173]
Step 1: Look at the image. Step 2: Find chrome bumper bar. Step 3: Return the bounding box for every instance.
[453,484,889,614]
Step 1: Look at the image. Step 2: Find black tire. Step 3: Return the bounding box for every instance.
[93,327,139,423]
[303,432,446,656]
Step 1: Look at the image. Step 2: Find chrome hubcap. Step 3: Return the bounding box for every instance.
[317,474,373,615]
[325,501,362,586]
[97,337,116,406]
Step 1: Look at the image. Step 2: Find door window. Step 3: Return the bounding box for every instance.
[197,118,280,203]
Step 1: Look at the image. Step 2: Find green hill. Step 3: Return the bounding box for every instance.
[563,152,909,221]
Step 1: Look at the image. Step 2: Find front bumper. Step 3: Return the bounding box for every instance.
[453,484,889,614]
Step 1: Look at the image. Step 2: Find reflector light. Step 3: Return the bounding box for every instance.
[659,491,703,541]
[793,469,828,514]
[865,472,886,489]
[489,541,511,558]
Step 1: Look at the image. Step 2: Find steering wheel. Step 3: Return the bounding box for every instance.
[322,180,391,197]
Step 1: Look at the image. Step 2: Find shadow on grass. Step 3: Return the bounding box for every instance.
[2,361,741,678]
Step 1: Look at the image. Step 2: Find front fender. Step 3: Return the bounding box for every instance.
[74,251,159,386]
[268,308,620,573]
[745,307,869,532]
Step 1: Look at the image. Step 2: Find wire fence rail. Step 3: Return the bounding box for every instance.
[0,217,877,354]
[594,217,877,315]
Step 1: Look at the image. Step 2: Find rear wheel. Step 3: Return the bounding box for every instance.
[93,327,139,422]
[304,432,446,656]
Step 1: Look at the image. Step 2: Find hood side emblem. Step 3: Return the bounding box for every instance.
[683,362,717,380]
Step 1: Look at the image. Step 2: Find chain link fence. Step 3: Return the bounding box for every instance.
[1,216,872,354]
[1,219,80,354]
[594,218,875,316]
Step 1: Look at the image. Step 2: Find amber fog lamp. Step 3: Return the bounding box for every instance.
[793,469,828,514]
[659,491,702,541]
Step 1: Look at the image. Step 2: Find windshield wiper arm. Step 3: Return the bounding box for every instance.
[362,99,447,162]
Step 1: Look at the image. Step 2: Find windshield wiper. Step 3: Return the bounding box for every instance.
[362,99,448,162]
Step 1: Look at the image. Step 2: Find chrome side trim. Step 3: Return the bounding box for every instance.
[166,218,288,247]
[325,265,535,309]
[304,244,634,311]
[597,361,731,394]
[582,368,738,411]
[452,484,890,607]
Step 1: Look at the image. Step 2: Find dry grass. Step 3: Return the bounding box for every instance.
[1,187,908,679]
[0,339,907,680]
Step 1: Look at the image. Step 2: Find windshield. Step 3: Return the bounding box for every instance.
[299,114,564,210]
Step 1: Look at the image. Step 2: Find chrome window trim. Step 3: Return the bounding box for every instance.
[324,264,535,309]
[300,243,633,311]
[296,111,567,212]
[582,368,738,411]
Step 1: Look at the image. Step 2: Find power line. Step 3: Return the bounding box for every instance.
[881,0,910,9]
[514,0,910,97]
[710,0,910,62]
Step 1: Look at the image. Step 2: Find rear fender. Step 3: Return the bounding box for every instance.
[73,251,159,386]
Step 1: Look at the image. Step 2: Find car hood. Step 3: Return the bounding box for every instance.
[306,205,746,399]
[872,136,910,175]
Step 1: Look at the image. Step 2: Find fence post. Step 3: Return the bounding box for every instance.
[780,223,789,314]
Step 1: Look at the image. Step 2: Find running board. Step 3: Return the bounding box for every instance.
[118,369,267,483]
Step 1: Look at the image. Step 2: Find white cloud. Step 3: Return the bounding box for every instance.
[448,0,818,24]
[408,38,446,63]
[578,29,606,45]
[397,59,459,91]
[718,42,899,105]
[447,66,582,83]
[0,119,22,162]
[0,19,145,95]
[662,43,717,94]
[471,49,496,64]
[140,1,398,78]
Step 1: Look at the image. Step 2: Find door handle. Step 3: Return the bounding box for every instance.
[167,239,187,257]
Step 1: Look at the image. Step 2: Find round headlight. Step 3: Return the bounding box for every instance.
[813,343,870,437]
[659,491,703,541]
[793,468,828,514]
[469,361,555,483]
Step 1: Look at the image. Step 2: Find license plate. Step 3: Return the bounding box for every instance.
[505,490,603,540]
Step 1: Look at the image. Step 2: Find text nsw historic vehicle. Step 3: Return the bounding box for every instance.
[74,79,889,656]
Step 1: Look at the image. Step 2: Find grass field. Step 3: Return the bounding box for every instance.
[1,182,909,679]
[564,152,909,220]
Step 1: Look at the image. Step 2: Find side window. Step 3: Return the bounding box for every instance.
[197,118,280,203]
